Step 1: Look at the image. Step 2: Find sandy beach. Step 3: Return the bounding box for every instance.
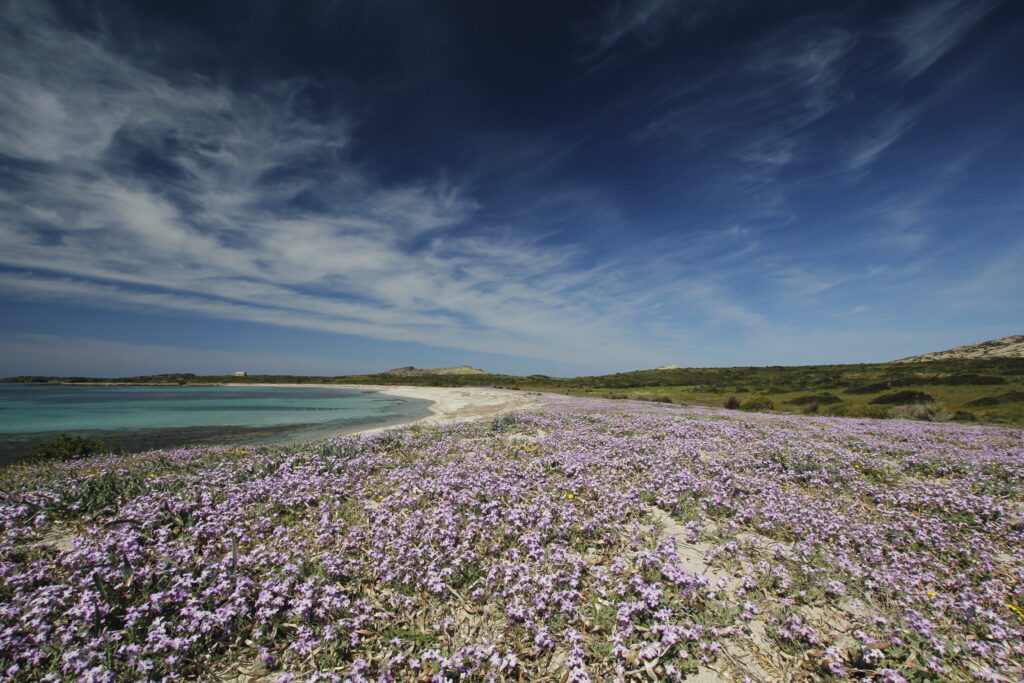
[344,385,552,434]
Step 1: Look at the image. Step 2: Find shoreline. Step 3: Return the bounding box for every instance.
[221,383,553,435]
[347,385,552,434]
[1,383,554,450]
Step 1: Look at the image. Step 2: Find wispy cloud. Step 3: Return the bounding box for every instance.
[583,0,688,56]
[846,109,917,169]
[888,0,998,79]
[1,0,782,370]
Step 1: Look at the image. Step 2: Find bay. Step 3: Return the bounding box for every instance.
[0,384,432,463]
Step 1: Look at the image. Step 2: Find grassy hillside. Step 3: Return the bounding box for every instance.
[6,356,1024,424]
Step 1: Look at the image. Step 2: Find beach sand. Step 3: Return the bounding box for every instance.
[348,385,551,434]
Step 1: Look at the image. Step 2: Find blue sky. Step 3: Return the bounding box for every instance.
[0,0,1021,377]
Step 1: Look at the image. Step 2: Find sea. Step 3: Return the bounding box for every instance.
[0,384,432,464]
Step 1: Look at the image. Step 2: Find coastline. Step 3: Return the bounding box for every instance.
[0,384,551,462]
[222,383,552,435]
[348,385,552,433]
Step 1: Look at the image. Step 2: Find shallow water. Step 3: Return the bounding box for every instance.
[0,384,431,462]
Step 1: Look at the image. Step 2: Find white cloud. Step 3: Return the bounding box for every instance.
[847,110,917,169]
[888,0,997,79]
[1,0,711,370]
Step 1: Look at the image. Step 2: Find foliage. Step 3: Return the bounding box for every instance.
[870,390,935,405]
[785,393,842,406]
[887,403,953,422]
[19,433,121,464]
[724,396,741,410]
[740,395,775,411]
[845,381,893,394]
[967,391,1024,407]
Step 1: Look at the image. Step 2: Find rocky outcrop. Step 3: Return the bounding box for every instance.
[891,335,1024,363]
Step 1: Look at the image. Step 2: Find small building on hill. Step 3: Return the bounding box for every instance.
[234,371,247,377]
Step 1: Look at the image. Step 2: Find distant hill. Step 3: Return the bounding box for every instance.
[892,335,1024,363]
[382,365,488,376]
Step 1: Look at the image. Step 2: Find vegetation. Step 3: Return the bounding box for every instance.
[739,395,775,411]
[5,356,1024,424]
[17,433,122,464]
[1,401,1021,680]
[886,403,953,422]
[785,393,842,406]
[869,390,935,405]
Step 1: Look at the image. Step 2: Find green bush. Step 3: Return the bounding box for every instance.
[934,374,1006,386]
[724,396,741,409]
[887,403,952,422]
[870,391,935,405]
[845,381,892,394]
[966,391,1024,407]
[740,396,774,412]
[953,410,978,422]
[22,433,122,463]
[785,393,842,406]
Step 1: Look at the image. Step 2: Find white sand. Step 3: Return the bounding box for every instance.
[347,385,551,434]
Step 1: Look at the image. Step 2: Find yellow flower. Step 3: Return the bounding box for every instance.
[927,591,936,597]
[566,493,575,500]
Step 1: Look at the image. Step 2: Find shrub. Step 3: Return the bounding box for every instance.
[724,396,741,410]
[490,414,519,431]
[845,381,892,394]
[785,393,842,406]
[870,390,935,405]
[967,391,1024,407]
[935,374,1006,386]
[887,404,952,422]
[953,410,978,422]
[740,396,774,412]
[21,433,122,463]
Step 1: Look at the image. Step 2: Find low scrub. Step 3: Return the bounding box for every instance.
[870,390,935,405]
[887,403,953,422]
[785,393,842,406]
[845,381,892,394]
[967,390,1024,407]
[740,395,775,411]
[18,433,122,464]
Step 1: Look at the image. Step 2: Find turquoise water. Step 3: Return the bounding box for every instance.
[0,384,432,461]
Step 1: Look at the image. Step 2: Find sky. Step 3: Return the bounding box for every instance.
[0,0,1022,377]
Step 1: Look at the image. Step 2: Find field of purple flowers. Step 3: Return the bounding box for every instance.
[1,398,1022,682]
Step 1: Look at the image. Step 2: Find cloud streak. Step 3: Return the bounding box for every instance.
[1,0,758,370]
[888,0,998,79]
